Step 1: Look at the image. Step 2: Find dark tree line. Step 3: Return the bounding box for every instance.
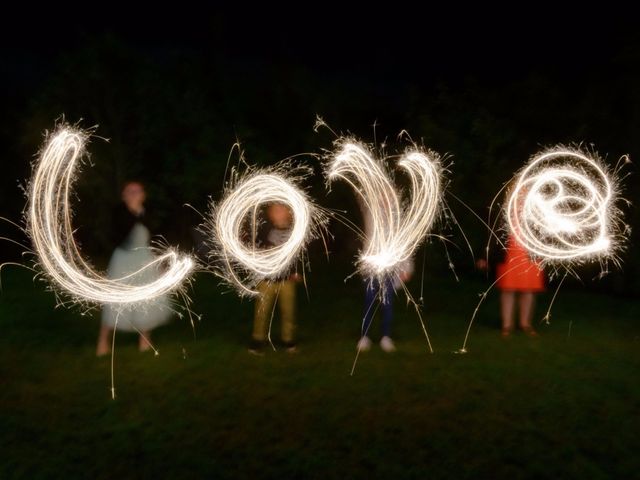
[1,32,638,294]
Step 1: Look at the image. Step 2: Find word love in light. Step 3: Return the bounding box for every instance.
[326,140,442,281]
[29,126,625,308]
[28,126,194,306]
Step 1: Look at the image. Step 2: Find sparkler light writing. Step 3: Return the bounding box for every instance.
[459,146,628,353]
[207,167,320,296]
[326,140,442,280]
[24,123,630,366]
[507,147,621,265]
[27,126,194,305]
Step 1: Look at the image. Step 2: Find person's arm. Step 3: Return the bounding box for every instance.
[399,257,415,282]
[477,233,507,272]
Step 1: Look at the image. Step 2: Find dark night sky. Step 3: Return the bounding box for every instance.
[2,5,637,90]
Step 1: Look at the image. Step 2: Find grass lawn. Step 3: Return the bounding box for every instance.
[1,266,638,479]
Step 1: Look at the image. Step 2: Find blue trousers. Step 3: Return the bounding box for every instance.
[362,278,394,338]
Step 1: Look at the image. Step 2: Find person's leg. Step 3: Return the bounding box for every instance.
[139,331,152,352]
[357,280,378,351]
[380,279,396,352]
[381,278,394,338]
[96,325,112,356]
[278,280,297,348]
[500,291,516,336]
[362,280,379,337]
[251,281,277,350]
[519,292,537,335]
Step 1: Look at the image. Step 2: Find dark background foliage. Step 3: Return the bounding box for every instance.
[1,5,638,292]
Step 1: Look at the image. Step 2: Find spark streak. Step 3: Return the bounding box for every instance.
[208,168,320,295]
[27,126,194,305]
[327,141,442,280]
[507,147,621,264]
[459,146,628,353]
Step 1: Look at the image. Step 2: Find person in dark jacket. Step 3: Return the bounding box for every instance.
[96,181,171,356]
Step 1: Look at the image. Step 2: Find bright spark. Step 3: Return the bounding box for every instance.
[27,126,194,305]
[208,168,321,296]
[507,147,620,264]
[459,146,628,353]
[327,140,442,280]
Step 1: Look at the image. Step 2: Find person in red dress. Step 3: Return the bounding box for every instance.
[494,234,545,337]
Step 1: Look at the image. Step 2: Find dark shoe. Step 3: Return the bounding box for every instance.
[248,340,266,356]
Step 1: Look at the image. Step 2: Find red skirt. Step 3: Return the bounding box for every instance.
[496,237,545,292]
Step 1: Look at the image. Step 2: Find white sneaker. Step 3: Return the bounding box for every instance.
[380,336,396,353]
[357,336,372,352]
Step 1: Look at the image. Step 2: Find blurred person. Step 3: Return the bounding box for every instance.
[356,192,414,353]
[494,234,544,337]
[478,183,546,337]
[248,203,301,355]
[358,257,414,353]
[96,181,171,356]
